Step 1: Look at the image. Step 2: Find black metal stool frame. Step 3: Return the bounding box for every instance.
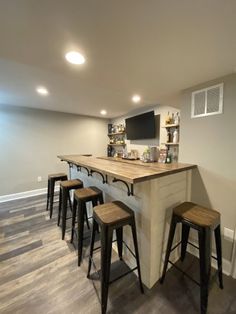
[87,216,144,314]
[71,192,104,266]
[57,182,83,240]
[161,214,223,314]
[46,174,67,218]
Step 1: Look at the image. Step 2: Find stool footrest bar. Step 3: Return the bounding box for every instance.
[168,260,200,286]
[170,241,182,252]
[109,267,138,284]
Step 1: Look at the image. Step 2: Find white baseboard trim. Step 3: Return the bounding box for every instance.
[187,242,232,276]
[0,186,60,204]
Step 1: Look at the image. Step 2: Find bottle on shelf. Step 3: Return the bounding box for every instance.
[167,129,171,143]
[173,128,179,143]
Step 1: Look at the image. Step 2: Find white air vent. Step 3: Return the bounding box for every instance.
[191,83,223,118]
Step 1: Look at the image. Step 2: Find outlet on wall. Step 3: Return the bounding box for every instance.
[37,176,42,182]
[224,227,234,242]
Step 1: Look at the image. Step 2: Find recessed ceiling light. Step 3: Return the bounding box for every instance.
[132,94,141,103]
[65,51,85,65]
[36,86,49,96]
[100,110,107,115]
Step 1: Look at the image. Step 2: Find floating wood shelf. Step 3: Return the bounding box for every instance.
[162,124,179,128]
[162,142,179,146]
[108,132,126,136]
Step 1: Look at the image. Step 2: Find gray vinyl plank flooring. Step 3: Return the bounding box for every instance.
[0,195,235,314]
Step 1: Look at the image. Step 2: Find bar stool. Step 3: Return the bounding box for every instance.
[57,179,83,240]
[46,173,68,218]
[87,201,144,314]
[161,202,223,314]
[71,186,104,266]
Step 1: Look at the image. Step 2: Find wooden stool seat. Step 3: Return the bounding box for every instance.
[94,201,132,225]
[87,201,143,314]
[74,186,102,202]
[58,179,84,239]
[46,172,68,218]
[174,202,220,228]
[161,202,223,314]
[71,186,104,266]
[60,179,83,189]
[48,173,67,179]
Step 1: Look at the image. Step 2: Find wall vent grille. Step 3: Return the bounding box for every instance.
[191,83,223,118]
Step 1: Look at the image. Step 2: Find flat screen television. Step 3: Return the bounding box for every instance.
[125,111,156,140]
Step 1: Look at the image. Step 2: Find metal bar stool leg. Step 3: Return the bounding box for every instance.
[49,179,55,219]
[181,224,190,261]
[131,219,144,293]
[92,199,99,233]
[101,226,113,314]
[57,187,62,226]
[160,215,177,283]
[214,224,223,289]
[116,227,123,261]
[46,179,50,211]
[84,203,90,230]
[68,192,73,210]
[61,188,68,240]
[198,227,212,314]
[87,219,98,278]
[71,198,77,243]
[78,201,85,266]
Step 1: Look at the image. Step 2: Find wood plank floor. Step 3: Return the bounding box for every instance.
[0,195,236,314]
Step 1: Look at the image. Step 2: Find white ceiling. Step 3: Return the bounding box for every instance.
[0,0,235,118]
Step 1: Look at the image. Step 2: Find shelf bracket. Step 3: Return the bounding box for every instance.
[77,165,90,176]
[112,178,134,196]
[90,170,107,184]
[67,162,73,169]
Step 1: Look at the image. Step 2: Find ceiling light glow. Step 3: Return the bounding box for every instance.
[100,110,107,115]
[65,51,85,65]
[132,94,141,103]
[36,86,49,95]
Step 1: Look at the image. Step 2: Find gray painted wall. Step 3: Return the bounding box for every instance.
[179,73,236,263]
[0,105,108,196]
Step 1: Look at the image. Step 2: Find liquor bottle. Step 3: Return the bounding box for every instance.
[167,130,171,143]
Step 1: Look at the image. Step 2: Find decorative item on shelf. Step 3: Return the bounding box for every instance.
[173,128,179,144]
[109,137,115,144]
[174,112,180,124]
[108,123,113,134]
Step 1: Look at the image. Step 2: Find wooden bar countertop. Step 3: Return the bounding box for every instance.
[58,154,196,184]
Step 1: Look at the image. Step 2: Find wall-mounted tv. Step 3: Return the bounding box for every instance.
[125,111,156,140]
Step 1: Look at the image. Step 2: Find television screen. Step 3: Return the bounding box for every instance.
[125,111,156,140]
